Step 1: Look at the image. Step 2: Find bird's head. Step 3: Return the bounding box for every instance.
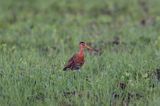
[79,42,93,50]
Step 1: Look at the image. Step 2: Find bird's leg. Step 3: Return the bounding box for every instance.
[73,73,76,79]
[77,69,81,72]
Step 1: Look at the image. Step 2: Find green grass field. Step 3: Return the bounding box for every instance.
[0,0,160,106]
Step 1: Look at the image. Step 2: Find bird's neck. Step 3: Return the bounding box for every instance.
[78,47,84,57]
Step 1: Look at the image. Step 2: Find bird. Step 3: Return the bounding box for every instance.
[63,42,93,71]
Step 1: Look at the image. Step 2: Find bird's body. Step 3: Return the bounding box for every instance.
[63,53,84,70]
[63,42,93,71]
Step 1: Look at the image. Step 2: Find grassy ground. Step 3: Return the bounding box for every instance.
[0,0,160,106]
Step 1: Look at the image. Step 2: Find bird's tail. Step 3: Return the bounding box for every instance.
[63,67,68,71]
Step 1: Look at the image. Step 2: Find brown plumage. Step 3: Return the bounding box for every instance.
[63,42,93,71]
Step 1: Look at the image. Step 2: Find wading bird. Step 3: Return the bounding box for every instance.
[63,42,93,71]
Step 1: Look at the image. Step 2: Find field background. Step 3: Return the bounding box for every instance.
[0,0,160,106]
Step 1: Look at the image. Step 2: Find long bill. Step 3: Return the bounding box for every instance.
[85,45,94,51]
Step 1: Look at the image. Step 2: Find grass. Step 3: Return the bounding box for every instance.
[0,0,160,105]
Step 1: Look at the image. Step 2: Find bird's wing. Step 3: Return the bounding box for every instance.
[63,54,77,70]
